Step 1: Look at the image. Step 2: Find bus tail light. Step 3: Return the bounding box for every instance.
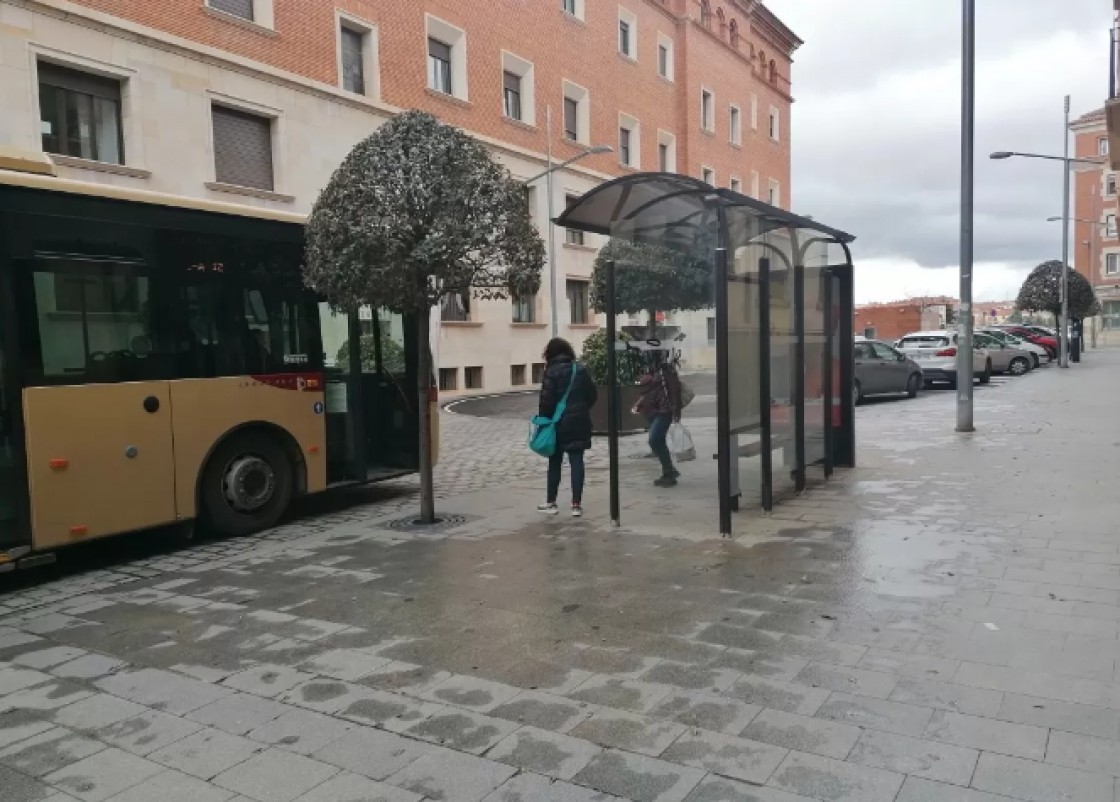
[49,458,69,470]
[935,347,957,357]
[308,445,320,454]
[69,525,88,536]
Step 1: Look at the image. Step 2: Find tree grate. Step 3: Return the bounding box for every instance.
[378,513,471,533]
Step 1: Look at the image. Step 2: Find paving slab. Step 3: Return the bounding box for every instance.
[0,727,107,777]
[1045,729,1120,777]
[94,669,231,715]
[846,728,979,785]
[99,768,234,802]
[740,708,860,759]
[650,691,761,736]
[894,776,1020,802]
[385,747,517,802]
[569,708,687,757]
[923,709,1048,760]
[149,727,263,780]
[245,708,354,755]
[212,748,339,802]
[814,692,934,737]
[44,746,163,802]
[660,728,788,784]
[488,690,590,732]
[482,772,621,801]
[94,710,200,756]
[767,750,905,802]
[311,724,431,781]
[682,776,816,801]
[572,749,705,802]
[486,724,601,780]
[295,771,423,802]
[726,677,830,717]
[185,693,289,736]
[970,751,1114,802]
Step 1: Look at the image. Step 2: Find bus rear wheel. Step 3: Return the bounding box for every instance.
[201,431,293,537]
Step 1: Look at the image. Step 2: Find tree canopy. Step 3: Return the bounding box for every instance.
[590,238,712,324]
[1015,260,1100,320]
[304,110,544,313]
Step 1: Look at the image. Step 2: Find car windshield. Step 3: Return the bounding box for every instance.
[899,336,949,348]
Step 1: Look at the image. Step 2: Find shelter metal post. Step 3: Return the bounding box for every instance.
[605,259,621,528]
[822,268,834,478]
[347,310,367,481]
[835,263,855,467]
[715,209,732,537]
[758,256,773,512]
[793,261,806,492]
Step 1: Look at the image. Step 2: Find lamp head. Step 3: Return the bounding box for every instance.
[989,152,1014,160]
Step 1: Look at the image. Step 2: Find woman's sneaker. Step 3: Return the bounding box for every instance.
[537,503,559,515]
[571,504,583,518]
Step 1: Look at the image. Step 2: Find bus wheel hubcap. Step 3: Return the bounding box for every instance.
[224,456,276,513]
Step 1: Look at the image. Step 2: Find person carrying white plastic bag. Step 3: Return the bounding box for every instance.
[633,355,685,486]
[668,422,696,462]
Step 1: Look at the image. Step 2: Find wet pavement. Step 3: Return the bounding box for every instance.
[1,350,1120,801]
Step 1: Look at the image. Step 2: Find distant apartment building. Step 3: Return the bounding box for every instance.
[0,0,798,393]
[1072,106,1120,342]
[855,297,954,342]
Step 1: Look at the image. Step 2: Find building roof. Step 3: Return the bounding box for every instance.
[1070,108,1105,129]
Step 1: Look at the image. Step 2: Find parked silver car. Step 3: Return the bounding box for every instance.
[853,338,923,404]
[978,327,1047,368]
[896,330,991,389]
[972,331,1033,375]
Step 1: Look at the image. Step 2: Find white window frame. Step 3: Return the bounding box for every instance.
[618,112,640,168]
[336,11,380,100]
[1100,137,1110,157]
[656,33,674,81]
[205,91,287,198]
[769,106,780,141]
[729,175,742,193]
[1105,252,1120,276]
[750,170,760,198]
[1107,173,1117,197]
[618,6,638,60]
[701,165,715,185]
[561,0,586,22]
[500,51,535,126]
[29,46,147,174]
[425,15,468,101]
[751,93,758,130]
[656,129,676,173]
[729,104,742,146]
[562,80,590,145]
[768,178,781,207]
[700,87,714,133]
[206,0,275,29]
[1107,213,1118,239]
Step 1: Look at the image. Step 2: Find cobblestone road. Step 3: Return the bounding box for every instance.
[2,352,1120,801]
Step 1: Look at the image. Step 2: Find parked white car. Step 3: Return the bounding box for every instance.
[895,330,992,389]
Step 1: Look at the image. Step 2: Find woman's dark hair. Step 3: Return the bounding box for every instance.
[543,337,576,362]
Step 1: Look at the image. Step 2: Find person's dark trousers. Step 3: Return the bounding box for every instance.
[547,449,586,505]
[647,413,674,476]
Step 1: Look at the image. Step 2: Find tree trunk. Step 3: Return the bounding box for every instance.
[647,308,658,339]
[416,306,436,524]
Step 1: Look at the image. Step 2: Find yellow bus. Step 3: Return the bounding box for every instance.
[0,156,436,571]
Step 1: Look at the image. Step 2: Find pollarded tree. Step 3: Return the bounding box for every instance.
[305,111,545,523]
[1015,259,1099,321]
[590,238,712,337]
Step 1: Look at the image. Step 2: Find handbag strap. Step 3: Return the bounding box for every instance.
[551,364,579,423]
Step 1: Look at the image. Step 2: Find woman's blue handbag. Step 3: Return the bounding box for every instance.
[529,365,578,458]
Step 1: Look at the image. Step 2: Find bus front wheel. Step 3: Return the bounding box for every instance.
[201,431,293,537]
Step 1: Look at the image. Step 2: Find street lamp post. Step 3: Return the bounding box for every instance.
[958,0,976,433]
[525,116,612,337]
[989,139,1107,369]
[1047,214,1109,350]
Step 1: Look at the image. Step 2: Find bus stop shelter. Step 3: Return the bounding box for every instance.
[556,173,856,538]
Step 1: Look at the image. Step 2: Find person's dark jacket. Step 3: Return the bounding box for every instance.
[539,356,598,452]
[635,365,682,420]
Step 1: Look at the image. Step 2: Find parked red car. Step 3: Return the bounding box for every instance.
[994,325,1058,359]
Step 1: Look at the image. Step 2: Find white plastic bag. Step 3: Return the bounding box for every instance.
[668,423,696,462]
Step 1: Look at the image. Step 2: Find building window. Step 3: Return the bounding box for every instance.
[707,316,716,342]
[769,59,777,84]
[1100,137,1110,156]
[427,38,452,95]
[511,364,527,386]
[768,179,781,207]
[657,130,676,172]
[1106,253,1120,275]
[619,127,632,166]
[438,368,458,391]
[729,176,742,193]
[769,106,780,141]
[1107,214,1117,238]
[567,280,590,324]
[729,104,742,145]
[1107,174,1117,197]
[465,366,484,390]
[700,88,714,132]
[38,62,124,165]
[211,105,274,191]
[657,35,674,80]
[750,170,760,198]
[512,292,536,323]
[440,292,471,322]
[701,166,714,185]
[503,71,522,120]
[561,0,585,20]
[618,114,640,168]
[562,81,589,143]
[532,362,546,383]
[340,26,366,95]
[619,19,633,58]
[729,19,740,49]
[751,94,758,129]
[565,194,585,245]
[209,0,253,20]
[700,0,711,28]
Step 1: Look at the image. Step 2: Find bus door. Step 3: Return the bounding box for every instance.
[0,261,29,554]
[16,254,178,548]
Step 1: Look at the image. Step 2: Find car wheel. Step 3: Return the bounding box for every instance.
[200,431,293,537]
[1030,354,1040,369]
[906,373,921,398]
[979,361,992,384]
[1008,357,1029,376]
[853,380,863,406]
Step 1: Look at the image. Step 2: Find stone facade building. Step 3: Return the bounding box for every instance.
[0,0,797,393]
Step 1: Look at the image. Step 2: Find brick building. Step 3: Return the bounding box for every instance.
[854,297,954,343]
[1070,107,1120,342]
[0,0,798,394]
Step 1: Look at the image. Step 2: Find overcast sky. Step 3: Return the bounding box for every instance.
[766,0,1110,303]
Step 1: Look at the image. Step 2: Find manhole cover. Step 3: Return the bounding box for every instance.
[378,513,471,533]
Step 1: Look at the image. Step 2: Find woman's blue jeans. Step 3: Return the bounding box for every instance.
[647,414,674,476]
[547,449,586,505]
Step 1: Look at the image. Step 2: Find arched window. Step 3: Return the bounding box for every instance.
[729,19,739,50]
[716,7,726,38]
[769,59,777,84]
[700,0,711,28]
[757,49,765,73]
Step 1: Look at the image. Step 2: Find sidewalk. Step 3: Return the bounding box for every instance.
[1,351,1120,801]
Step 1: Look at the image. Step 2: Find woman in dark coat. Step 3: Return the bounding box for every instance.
[634,355,682,487]
[537,337,598,516]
